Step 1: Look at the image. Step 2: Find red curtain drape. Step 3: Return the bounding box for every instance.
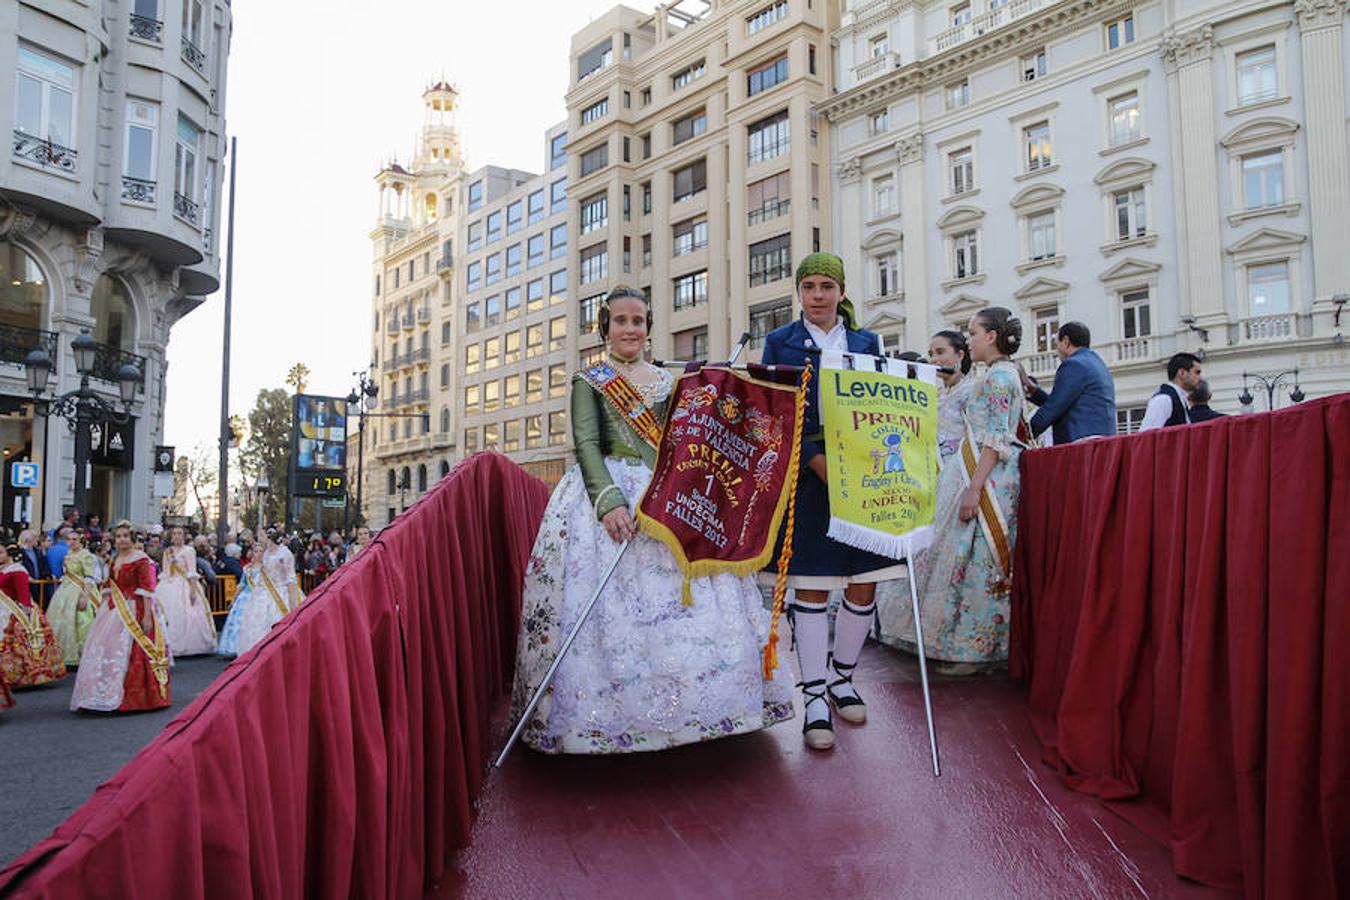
[1012,394,1350,898]
[0,453,550,899]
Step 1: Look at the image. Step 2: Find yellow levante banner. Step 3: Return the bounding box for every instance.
[818,351,941,559]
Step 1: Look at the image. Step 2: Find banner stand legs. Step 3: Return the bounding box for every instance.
[905,548,941,777]
[495,540,630,768]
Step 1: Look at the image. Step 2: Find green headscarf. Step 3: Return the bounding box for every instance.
[794,252,858,330]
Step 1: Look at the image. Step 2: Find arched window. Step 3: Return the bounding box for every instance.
[416,464,427,493]
[0,241,49,331]
[440,364,449,388]
[439,406,450,432]
[439,459,450,478]
[400,466,411,489]
[91,274,137,351]
[387,470,396,494]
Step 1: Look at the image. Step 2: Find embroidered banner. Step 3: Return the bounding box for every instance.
[818,351,941,559]
[636,366,804,603]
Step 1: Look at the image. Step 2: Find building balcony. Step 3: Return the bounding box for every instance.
[1238,313,1299,345]
[385,316,400,335]
[173,192,200,227]
[402,314,416,332]
[416,307,431,324]
[91,343,148,394]
[1108,336,1156,365]
[121,176,156,205]
[129,14,163,42]
[931,0,1052,55]
[1022,350,1059,378]
[436,255,454,279]
[181,36,207,73]
[381,356,397,372]
[410,347,430,365]
[407,388,429,405]
[12,131,77,175]
[851,51,902,87]
[0,323,59,374]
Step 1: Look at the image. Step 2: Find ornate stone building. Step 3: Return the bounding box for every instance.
[0,0,231,526]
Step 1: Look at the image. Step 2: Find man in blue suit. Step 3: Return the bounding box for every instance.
[1022,321,1117,444]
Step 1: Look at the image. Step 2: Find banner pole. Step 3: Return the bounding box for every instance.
[495,539,630,767]
[905,545,941,777]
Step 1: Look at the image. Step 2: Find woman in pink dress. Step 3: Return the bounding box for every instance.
[155,526,217,656]
[70,523,172,712]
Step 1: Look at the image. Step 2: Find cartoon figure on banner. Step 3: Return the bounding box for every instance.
[871,432,908,475]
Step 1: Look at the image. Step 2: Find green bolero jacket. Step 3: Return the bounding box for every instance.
[570,373,667,521]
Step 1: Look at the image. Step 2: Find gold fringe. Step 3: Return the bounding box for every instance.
[764,362,811,678]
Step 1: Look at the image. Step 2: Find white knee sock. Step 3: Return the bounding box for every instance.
[830,598,876,701]
[791,601,830,720]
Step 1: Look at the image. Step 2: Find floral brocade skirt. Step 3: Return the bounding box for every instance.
[0,611,67,688]
[47,579,98,666]
[511,458,794,754]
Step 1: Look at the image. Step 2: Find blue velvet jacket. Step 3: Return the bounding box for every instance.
[760,317,881,465]
[1028,347,1117,444]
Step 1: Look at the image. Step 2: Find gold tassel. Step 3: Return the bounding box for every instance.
[763,362,811,679]
[681,577,693,607]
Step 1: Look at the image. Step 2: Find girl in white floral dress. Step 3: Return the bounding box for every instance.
[510,286,793,754]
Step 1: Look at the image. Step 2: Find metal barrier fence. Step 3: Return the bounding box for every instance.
[32,572,327,618]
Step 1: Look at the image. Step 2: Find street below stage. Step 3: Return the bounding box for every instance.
[0,656,229,867]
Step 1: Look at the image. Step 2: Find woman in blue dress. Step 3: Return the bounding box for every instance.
[216,545,259,659]
[760,253,907,752]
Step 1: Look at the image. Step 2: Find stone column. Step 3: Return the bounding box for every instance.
[1295,0,1350,312]
[1161,25,1225,328]
[835,155,863,321]
[896,132,927,346]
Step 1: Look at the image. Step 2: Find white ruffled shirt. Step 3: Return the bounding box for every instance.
[803,315,846,352]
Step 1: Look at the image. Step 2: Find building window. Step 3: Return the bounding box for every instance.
[580,144,608,177]
[747,0,788,35]
[527,323,543,356]
[748,300,792,348]
[869,109,889,136]
[581,97,609,125]
[506,200,523,234]
[1247,261,1290,315]
[1106,14,1135,50]
[466,261,481,291]
[505,286,522,320]
[641,87,652,106]
[949,147,974,195]
[465,301,480,332]
[641,233,652,267]
[527,234,544,267]
[673,327,709,360]
[672,159,707,202]
[580,192,608,234]
[1024,121,1052,172]
[484,335,501,369]
[523,414,543,449]
[504,331,521,366]
[673,270,709,310]
[748,56,789,97]
[953,230,978,279]
[748,111,790,165]
[672,216,709,256]
[748,234,791,287]
[505,244,522,276]
[1033,307,1060,353]
[549,363,567,397]
[439,363,450,388]
[809,44,817,75]
[550,223,568,259]
[1116,407,1147,435]
[467,221,482,252]
[465,384,480,415]
[526,368,543,401]
[672,108,708,145]
[641,181,652,213]
[1121,288,1152,339]
[872,175,894,218]
[527,189,545,224]
[123,99,158,191]
[1109,92,1141,146]
[1113,187,1147,240]
[1242,150,1284,210]
[1021,49,1046,82]
[946,79,970,110]
[748,171,790,225]
[549,269,567,302]
[874,253,898,297]
[441,320,451,344]
[1028,210,1056,261]
[951,2,972,26]
[174,115,201,211]
[579,244,608,284]
[468,179,483,210]
[641,132,652,159]
[549,411,568,446]
[869,33,889,58]
[550,133,567,170]
[485,295,501,328]
[578,38,613,82]
[1237,46,1277,106]
[672,59,707,90]
[549,315,567,350]
[465,342,480,374]
[483,380,501,414]
[623,185,631,221]
[580,292,603,333]
[483,422,499,448]
[485,211,502,244]
[485,253,502,285]
[550,177,567,214]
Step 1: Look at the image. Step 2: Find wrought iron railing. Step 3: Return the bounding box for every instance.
[410,347,430,362]
[181,36,207,72]
[90,343,147,393]
[174,191,200,225]
[121,176,156,203]
[12,131,77,174]
[436,255,454,271]
[0,323,59,372]
[129,14,163,42]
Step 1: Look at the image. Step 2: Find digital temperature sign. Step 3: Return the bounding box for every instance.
[290,394,349,498]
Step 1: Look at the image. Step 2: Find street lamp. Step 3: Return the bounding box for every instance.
[25,331,142,525]
[346,369,379,530]
[1238,369,1304,414]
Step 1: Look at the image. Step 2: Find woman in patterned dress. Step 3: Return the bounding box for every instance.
[70,522,172,712]
[511,286,793,754]
[231,529,301,655]
[0,542,67,688]
[911,307,1028,674]
[217,544,260,659]
[154,526,218,656]
[45,529,101,666]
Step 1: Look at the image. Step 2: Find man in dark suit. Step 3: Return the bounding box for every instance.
[18,528,51,604]
[1188,379,1226,422]
[1022,322,1118,444]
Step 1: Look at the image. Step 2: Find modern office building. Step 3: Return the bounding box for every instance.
[0,0,232,526]
[823,0,1349,427]
[563,0,836,366]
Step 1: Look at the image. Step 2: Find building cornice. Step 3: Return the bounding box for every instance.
[816,0,1134,121]
[1294,0,1349,31]
[1160,24,1215,72]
